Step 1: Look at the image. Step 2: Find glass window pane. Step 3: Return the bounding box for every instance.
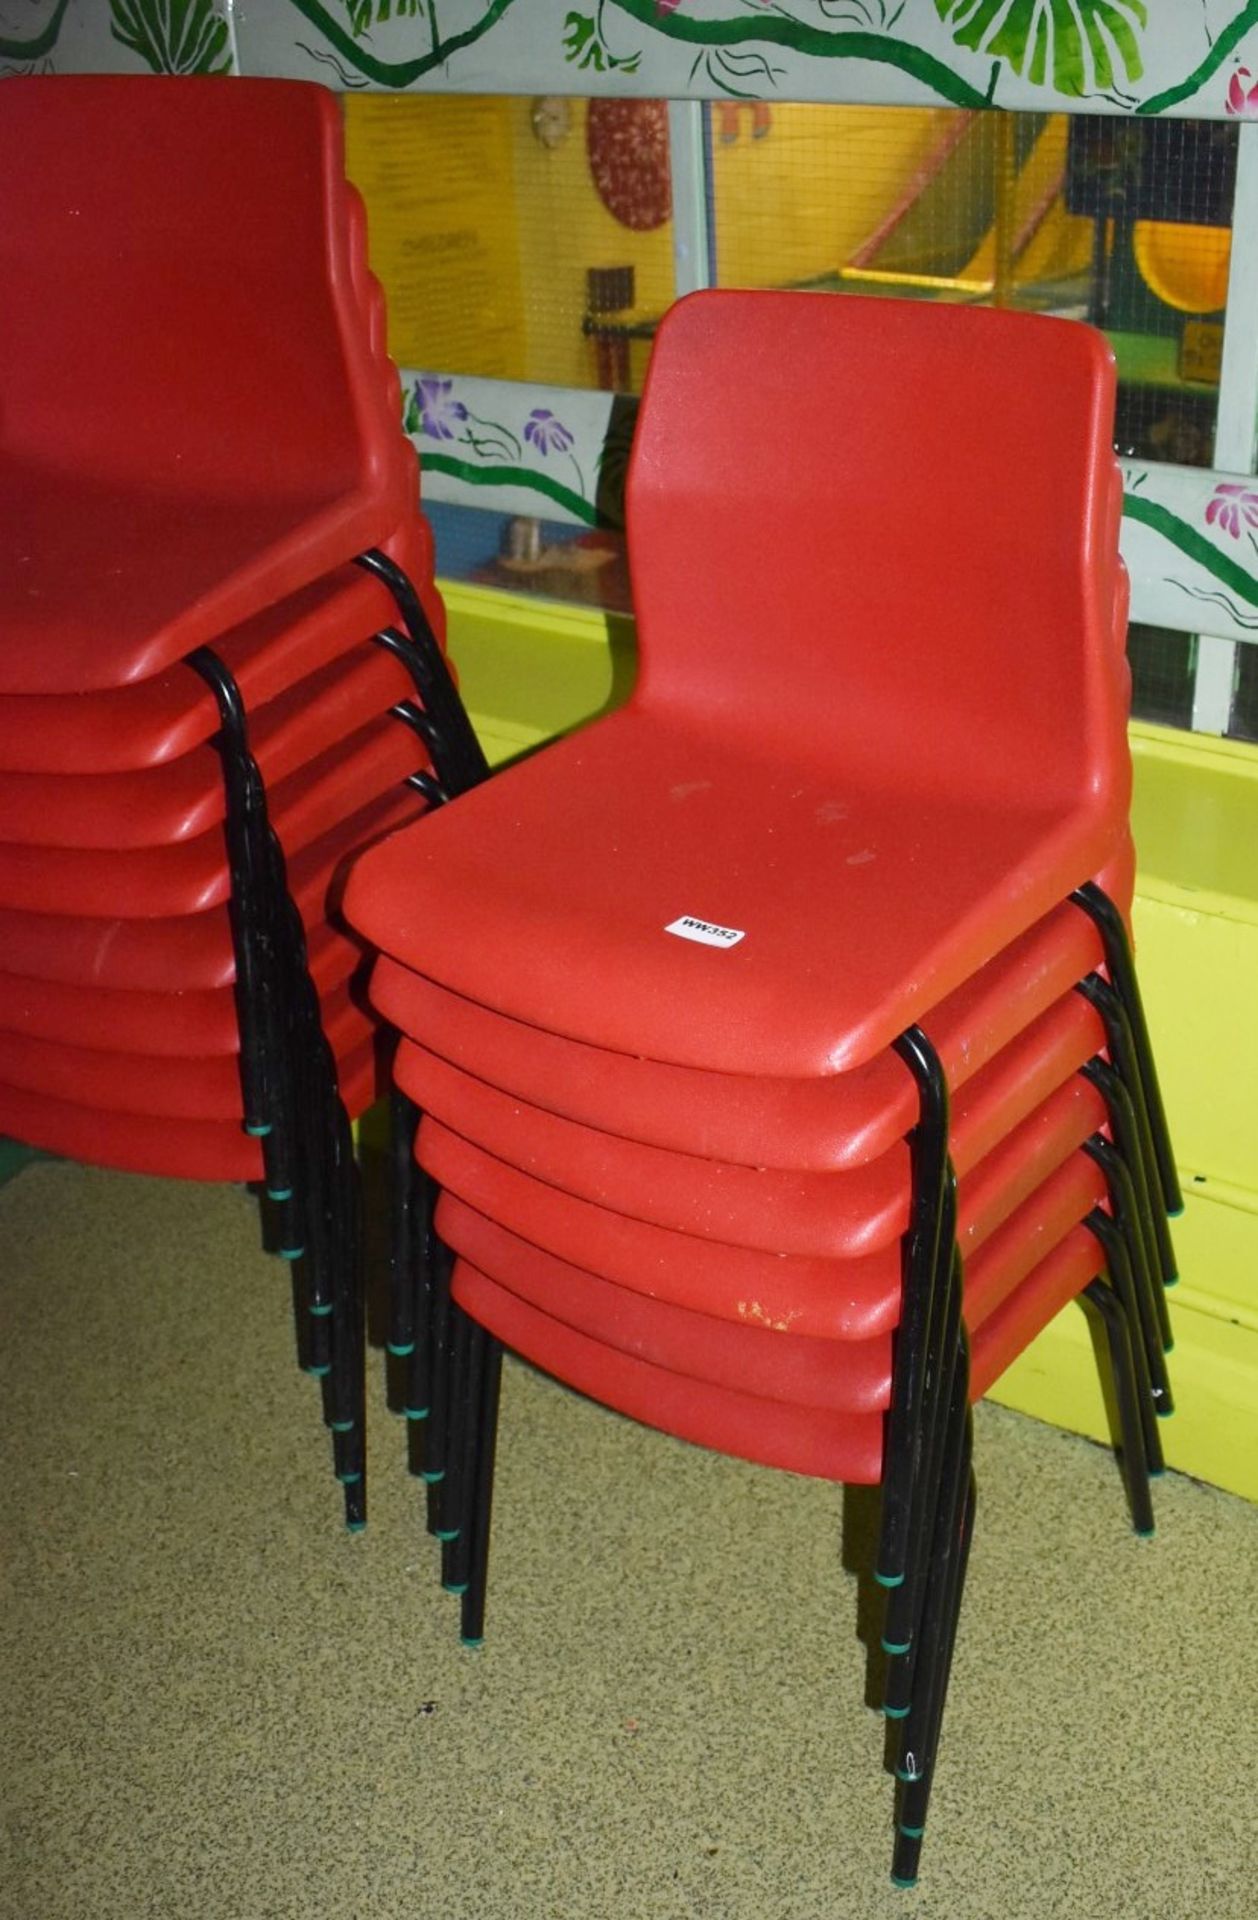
[344,93,675,392]
[710,105,1235,466]
[1128,624,1196,729]
[1228,640,1258,742]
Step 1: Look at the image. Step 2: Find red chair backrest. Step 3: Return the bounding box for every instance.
[627,290,1128,808]
[0,77,395,501]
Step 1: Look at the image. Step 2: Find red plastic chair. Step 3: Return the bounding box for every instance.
[344,294,1130,1077]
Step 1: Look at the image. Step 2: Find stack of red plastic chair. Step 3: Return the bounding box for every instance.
[344,291,1179,1884]
[0,76,486,1527]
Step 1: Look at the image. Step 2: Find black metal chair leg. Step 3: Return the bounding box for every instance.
[1076,974,1178,1287]
[882,1230,961,1715]
[1070,882,1181,1214]
[878,1027,950,1591]
[1084,1208,1165,1474]
[1083,1134,1174,1416]
[891,1455,977,1890]
[405,1165,438,1430]
[436,1302,471,1551]
[388,1087,421,1361]
[891,1328,970,1764]
[460,1334,504,1649]
[1080,1057,1171,1338]
[1081,1278,1155,1537]
[422,1237,455,1527]
[437,1305,487,1589]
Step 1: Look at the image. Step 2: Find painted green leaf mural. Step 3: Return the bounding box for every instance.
[933,0,1146,97]
[109,0,233,74]
[344,0,422,36]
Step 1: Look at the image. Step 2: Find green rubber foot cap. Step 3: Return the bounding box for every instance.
[899,1824,925,1840]
[387,1341,416,1357]
[309,1301,334,1317]
[421,1469,445,1484]
[460,1635,483,1650]
[346,1520,367,1533]
[279,1246,305,1262]
[1169,1204,1185,1219]
[882,1637,911,1656]
[244,1121,272,1137]
[337,1471,363,1486]
[1150,1466,1166,1478]
[1137,1526,1156,1539]
[435,1528,459,1542]
[883,1703,910,1720]
[890,1874,918,1890]
[444,1581,469,1596]
[1156,1406,1174,1419]
[330,1419,355,1434]
[875,1569,905,1589]
[304,1363,331,1378]
[404,1406,430,1422]
[1165,1272,1181,1285]
[267,1186,292,1203]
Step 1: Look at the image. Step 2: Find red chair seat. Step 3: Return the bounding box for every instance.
[417,1073,1108,1338]
[0,923,364,1055]
[435,1143,1108,1412]
[0,983,373,1120]
[0,1039,379,1183]
[0,714,427,916]
[0,788,427,990]
[0,645,416,850]
[450,1225,1104,1484]
[0,522,439,776]
[346,707,1125,1078]
[396,1008,1104,1258]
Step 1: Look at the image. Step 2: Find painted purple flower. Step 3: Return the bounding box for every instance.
[1226,66,1258,116]
[1205,482,1258,539]
[413,377,467,442]
[523,409,575,457]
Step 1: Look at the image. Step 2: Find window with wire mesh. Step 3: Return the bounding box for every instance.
[1229,639,1258,742]
[1127,624,1196,730]
[709,104,1236,466]
[344,92,674,392]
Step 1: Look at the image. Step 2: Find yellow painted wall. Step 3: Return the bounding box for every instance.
[711,103,949,287]
[344,94,526,378]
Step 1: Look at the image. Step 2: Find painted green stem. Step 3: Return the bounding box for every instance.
[607,3,991,106]
[1123,492,1258,609]
[1137,0,1258,114]
[284,0,517,85]
[422,454,599,526]
[0,0,73,61]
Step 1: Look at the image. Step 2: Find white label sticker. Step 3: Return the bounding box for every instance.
[664,915,746,949]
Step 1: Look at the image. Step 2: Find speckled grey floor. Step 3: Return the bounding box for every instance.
[2,1159,1255,1920]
